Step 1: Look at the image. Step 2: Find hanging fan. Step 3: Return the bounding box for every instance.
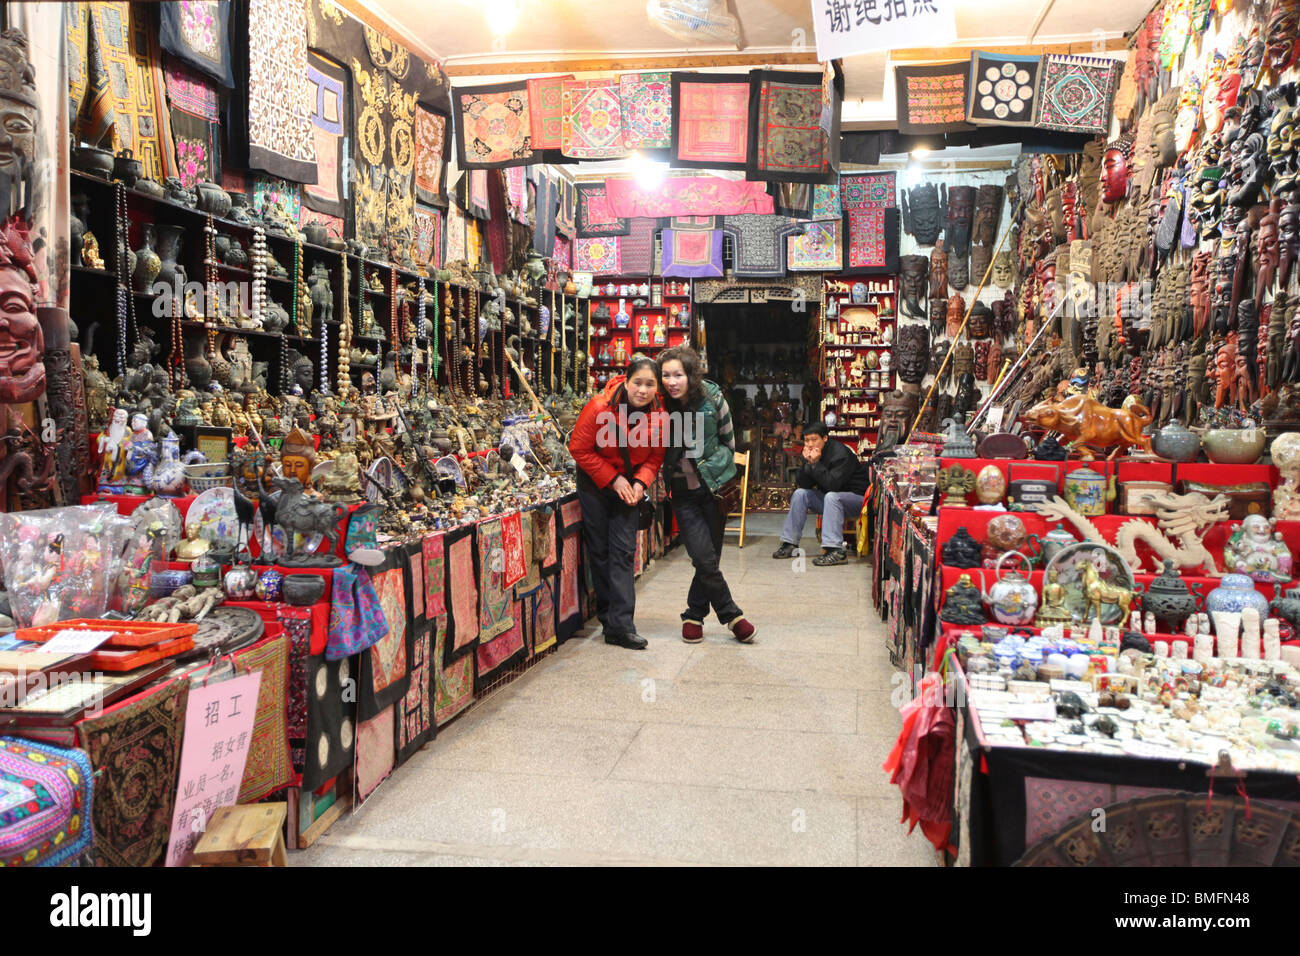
[646,0,739,44]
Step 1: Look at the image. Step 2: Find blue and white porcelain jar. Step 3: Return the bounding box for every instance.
[1204,573,1269,617]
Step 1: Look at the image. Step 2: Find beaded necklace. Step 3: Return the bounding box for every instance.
[203,215,218,359]
[338,255,351,386]
[113,183,132,377]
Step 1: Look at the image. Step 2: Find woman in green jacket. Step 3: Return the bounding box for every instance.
[656,346,755,644]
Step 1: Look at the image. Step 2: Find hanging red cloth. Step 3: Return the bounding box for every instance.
[883,672,956,855]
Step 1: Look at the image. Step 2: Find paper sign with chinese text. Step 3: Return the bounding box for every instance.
[165,672,261,867]
[812,0,957,61]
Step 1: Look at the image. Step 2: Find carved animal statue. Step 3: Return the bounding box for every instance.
[1020,393,1153,458]
[1081,557,1134,625]
[271,475,347,559]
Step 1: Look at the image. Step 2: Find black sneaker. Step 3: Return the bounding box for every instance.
[772,542,798,559]
[812,548,848,566]
[604,631,648,650]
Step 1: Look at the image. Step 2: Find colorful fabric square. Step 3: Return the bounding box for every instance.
[531,579,557,655]
[413,205,442,269]
[562,77,627,159]
[561,495,583,532]
[619,218,660,275]
[446,526,478,661]
[413,105,449,205]
[541,506,560,572]
[232,634,293,802]
[787,219,843,271]
[76,679,188,868]
[476,518,515,642]
[445,202,467,264]
[619,71,672,149]
[300,50,348,216]
[0,737,92,867]
[527,74,570,149]
[361,560,409,719]
[894,62,975,134]
[810,183,841,221]
[1023,776,1112,848]
[395,619,432,766]
[576,182,630,237]
[252,175,301,222]
[246,0,317,181]
[165,59,221,192]
[327,564,387,661]
[501,511,527,589]
[465,169,492,220]
[453,81,534,169]
[839,172,895,209]
[275,605,311,773]
[514,512,540,597]
[1035,54,1120,135]
[551,234,570,272]
[67,1,178,183]
[748,70,836,183]
[422,533,446,617]
[300,654,354,792]
[354,705,394,803]
[476,598,526,691]
[558,527,582,638]
[842,207,900,275]
[604,176,774,217]
[432,615,473,725]
[159,0,233,86]
[721,215,803,277]
[506,166,529,223]
[967,51,1043,127]
[575,237,622,276]
[661,229,724,278]
[672,74,751,169]
[670,216,716,230]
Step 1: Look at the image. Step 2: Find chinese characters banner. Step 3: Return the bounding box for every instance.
[812,0,957,61]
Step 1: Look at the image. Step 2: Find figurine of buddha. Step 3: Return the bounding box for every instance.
[176,524,211,562]
[939,574,986,625]
[1035,569,1073,625]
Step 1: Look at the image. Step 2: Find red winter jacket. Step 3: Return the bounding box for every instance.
[569,375,667,492]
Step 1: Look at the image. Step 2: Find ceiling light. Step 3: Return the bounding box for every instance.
[906,161,923,186]
[910,147,932,159]
[631,152,668,190]
[483,0,521,37]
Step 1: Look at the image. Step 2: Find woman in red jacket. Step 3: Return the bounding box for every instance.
[568,357,667,649]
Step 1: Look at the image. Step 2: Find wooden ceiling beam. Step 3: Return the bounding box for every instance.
[890,38,1127,62]
[443,51,821,76]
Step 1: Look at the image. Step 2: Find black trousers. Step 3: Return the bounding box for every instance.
[577,486,639,636]
[671,486,742,625]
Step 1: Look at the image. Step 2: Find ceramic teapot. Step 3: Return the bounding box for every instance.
[982,551,1038,625]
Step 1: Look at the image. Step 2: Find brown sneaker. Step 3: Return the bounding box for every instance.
[682,619,704,644]
[728,617,756,643]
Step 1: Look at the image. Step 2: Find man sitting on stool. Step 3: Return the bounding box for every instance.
[772,422,870,566]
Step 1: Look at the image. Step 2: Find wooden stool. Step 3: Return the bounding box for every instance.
[815,514,858,546]
[192,803,288,866]
[723,451,752,548]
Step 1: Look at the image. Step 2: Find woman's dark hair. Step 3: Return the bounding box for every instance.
[656,345,705,410]
[804,422,829,438]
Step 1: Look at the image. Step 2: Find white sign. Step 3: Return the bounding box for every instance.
[36,629,115,655]
[811,0,957,61]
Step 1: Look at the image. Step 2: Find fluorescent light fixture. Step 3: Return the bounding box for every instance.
[631,151,668,190]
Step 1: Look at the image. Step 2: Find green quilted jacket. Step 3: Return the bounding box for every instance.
[666,379,736,493]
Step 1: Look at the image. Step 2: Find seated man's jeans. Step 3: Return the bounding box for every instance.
[780,487,865,550]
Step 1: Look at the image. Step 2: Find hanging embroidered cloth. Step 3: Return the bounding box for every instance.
[1035,54,1120,135]
[556,176,577,238]
[422,531,446,617]
[246,0,317,182]
[528,74,571,149]
[300,654,355,791]
[604,175,774,218]
[414,105,448,205]
[672,74,751,169]
[619,218,661,275]
[309,0,452,260]
[501,510,527,588]
[966,51,1043,127]
[842,207,901,275]
[620,71,672,150]
[453,81,534,168]
[533,173,558,257]
[75,679,189,868]
[476,598,527,691]
[576,181,630,237]
[432,614,473,725]
[531,579,558,655]
[894,62,975,134]
[553,234,572,271]
[231,633,293,802]
[359,551,410,720]
[456,169,492,220]
[720,214,803,277]
[840,172,896,209]
[661,229,724,278]
[514,510,540,597]
[66,1,178,182]
[354,705,394,803]
[445,202,467,263]
[557,524,583,639]
[505,166,529,223]
[0,737,93,867]
[444,524,478,663]
[164,58,221,192]
[770,181,811,217]
[810,183,841,221]
[787,219,843,271]
[275,605,311,773]
[326,564,387,660]
[575,237,622,275]
[746,69,840,184]
[670,216,716,230]
[159,0,234,86]
[303,50,348,217]
[396,542,433,765]
[562,77,627,159]
[413,204,442,268]
[477,517,516,641]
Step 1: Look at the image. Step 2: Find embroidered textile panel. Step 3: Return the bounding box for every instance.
[432,614,473,725]
[894,61,975,134]
[810,183,841,221]
[445,525,478,663]
[414,105,448,205]
[967,51,1043,127]
[619,71,672,150]
[747,69,839,183]
[477,518,516,641]
[553,234,571,271]
[531,579,558,655]
[575,237,622,276]
[247,0,317,182]
[360,556,410,720]
[165,60,221,191]
[562,77,627,159]
[232,634,293,802]
[661,229,724,278]
[275,605,311,774]
[839,172,896,209]
[527,74,570,149]
[302,49,348,216]
[422,531,446,617]
[671,74,751,169]
[1035,54,1120,135]
[475,598,526,692]
[445,202,467,264]
[514,510,541,598]
[354,705,394,803]
[413,204,442,269]
[619,218,661,275]
[159,0,234,87]
[501,510,527,589]
[787,218,843,271]
[453,81,534,169]
[842,207,900,275]
[300,654,355,792]
[75,679,189,868]
[0,737,93,867]
[720,214,803,277]
[576,182,630,237]
[604,176,774,218]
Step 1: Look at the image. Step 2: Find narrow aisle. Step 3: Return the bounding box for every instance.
[296,515,940,866]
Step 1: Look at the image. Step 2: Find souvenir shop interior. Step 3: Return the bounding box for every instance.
[0,0,1297,871]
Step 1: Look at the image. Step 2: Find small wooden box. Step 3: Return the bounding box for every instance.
[1178,480,1272,519]
[1117,480,1173,515]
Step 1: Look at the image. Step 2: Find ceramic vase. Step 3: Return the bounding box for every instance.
[155,224,185,289]
[184,336,212,389]
[1205,573,1269,617]
[132,224,162,293]
[1152,421,1201,462]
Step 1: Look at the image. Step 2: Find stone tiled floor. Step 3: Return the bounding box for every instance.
[295,514,940,867]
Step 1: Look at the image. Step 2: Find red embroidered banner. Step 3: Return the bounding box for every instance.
[501,511,527,588]
[603,175,774,218]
